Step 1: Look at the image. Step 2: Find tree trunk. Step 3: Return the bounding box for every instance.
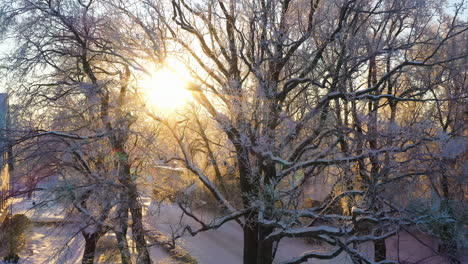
[243,217,259,264]
[119,159,151,264]
[236,146,278,264]
[439,171,459,263]
[82,232,100,264]
[115,230,132,264]
[257,164,275,264]
[128,183,151,264]
[115,195,132,264]
[374,238,386,262]
[242,213,274,264]
[236,149,262,264]
[257,225,274,264]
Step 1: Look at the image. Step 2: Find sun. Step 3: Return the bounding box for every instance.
[140,64,192,111]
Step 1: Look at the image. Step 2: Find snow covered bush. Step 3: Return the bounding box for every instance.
[0,214,31,263]
[407,198,468,258]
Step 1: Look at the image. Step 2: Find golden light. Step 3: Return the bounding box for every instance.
[140,62,192,112]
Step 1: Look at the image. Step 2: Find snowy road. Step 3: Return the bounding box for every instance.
[10,195,466,264]
[143,198,467,264]
[143,199,352,264]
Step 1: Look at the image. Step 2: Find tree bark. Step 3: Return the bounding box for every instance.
[243,217,259,264]
[242,210,274,264]
[129,183,151,264]
[115,230,132,264]
[439,172,460,264]
[115,194,132,264]
[257,224,274,264]
[119,159,151,264]
[82,232,101,264]
[237,151,276,264]
[374,237,386,262]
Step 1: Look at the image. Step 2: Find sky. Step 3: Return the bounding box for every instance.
[0,0,466,94]
[448,0,468,16]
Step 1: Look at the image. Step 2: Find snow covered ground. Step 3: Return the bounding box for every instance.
[5,195,466,264]
[8,196,82,264]
[143,199,353,264]
[8,196,174,264]
[142,197,467,264]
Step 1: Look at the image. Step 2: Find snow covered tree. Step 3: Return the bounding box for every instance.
[0,0,466,263]
[140,0,468,263]
[0,0,167,263]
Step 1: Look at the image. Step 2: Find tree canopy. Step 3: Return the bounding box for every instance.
[0,0,467,264]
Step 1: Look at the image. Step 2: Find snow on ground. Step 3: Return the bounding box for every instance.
[143,198,353,264]
[9,196,83,264]
[142,197,467,264]
[8,195,174,264]
[10,196,67,223]
[5,194,466,264]
[19,224,83,264]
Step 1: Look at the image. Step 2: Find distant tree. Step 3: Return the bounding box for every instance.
[0,0,166,263]
[404,27,468,263]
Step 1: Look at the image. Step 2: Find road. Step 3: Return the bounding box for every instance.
[143,199,351,264]
[10,195,465,264]
[143,198,467,264]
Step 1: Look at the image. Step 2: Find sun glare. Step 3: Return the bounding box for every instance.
[141,63,192,111]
